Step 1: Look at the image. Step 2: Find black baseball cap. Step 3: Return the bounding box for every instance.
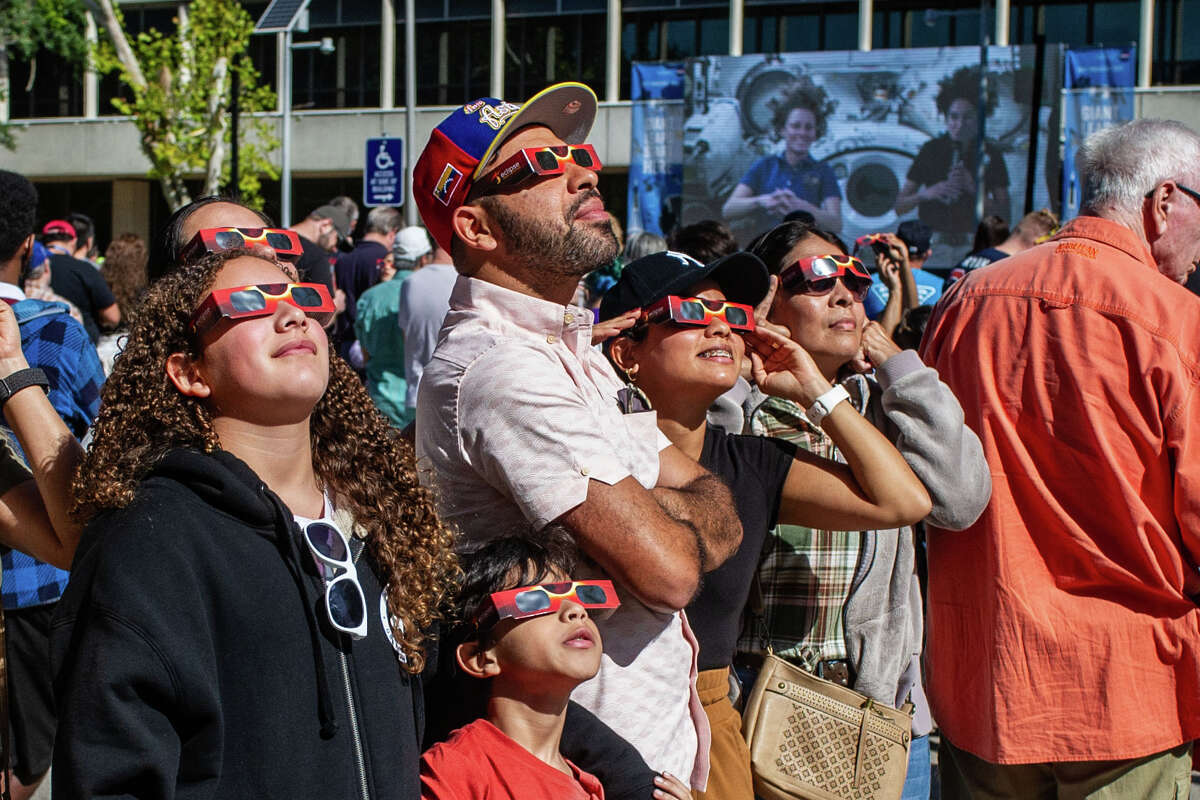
[598,250,770,322]
[896,220,932,257]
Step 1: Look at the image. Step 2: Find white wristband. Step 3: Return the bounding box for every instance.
[806,384,850,427]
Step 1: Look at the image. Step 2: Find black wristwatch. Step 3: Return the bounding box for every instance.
[0,368,49,408]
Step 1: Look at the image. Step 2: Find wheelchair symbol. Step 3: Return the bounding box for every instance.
[375,142,395,170]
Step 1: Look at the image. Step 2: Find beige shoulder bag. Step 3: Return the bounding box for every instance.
[740,577,912,800]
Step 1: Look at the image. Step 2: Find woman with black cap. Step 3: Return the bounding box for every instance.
[598,249,930,800]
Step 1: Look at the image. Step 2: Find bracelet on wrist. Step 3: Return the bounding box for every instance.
[0,368,49,409]
[806,384,850,427]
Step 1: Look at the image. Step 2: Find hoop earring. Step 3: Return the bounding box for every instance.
[617,365,652,414]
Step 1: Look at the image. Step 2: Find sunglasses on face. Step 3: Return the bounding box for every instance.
[189,282,336,335]
[302,520,368,639]
[641,295,756,332]
[475,579,619,631]
[779,255,873,302]
[477,144,603,194]
[181,227,304,265]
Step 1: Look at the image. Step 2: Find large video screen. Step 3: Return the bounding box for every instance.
[681,46,1063,268]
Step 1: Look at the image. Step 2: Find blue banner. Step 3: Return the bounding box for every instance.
[627,63,685,238]
[1061,46,1136,219]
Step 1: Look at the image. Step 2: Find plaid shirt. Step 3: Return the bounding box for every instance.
[1,296,104,609]
[739,386,868,668]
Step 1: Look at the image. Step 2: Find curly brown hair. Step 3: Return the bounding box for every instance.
[72,249,459,672]
[102,233,149,324]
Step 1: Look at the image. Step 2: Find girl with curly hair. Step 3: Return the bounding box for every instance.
[52,248,459,799]
[723,84,843,236]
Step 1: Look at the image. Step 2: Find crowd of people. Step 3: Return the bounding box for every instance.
[0,78,1195,800]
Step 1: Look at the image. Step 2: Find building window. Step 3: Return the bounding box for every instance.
[415,20,491,105]
[504,15,607,101]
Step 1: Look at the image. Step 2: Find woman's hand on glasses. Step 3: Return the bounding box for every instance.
[744,325,832,409]
[592,308,640,347]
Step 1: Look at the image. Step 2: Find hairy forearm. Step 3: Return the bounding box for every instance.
[651,474,742,571]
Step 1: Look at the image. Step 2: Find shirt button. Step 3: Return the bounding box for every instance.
[564,313,574,324]
[546,334,557,344]
[581,466,590,476]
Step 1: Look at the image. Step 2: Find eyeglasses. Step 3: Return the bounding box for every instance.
[190,282,336,335]
[181,227,304,265]
[477,144,603,194]
[642,295,756,332]
[779,255,873,302]
[475,579,620,631]
[302,521,368,639]
[854,233,888,251]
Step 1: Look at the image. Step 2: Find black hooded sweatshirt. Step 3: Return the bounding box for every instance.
[50,448,424,800]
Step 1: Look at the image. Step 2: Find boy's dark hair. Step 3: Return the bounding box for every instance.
[667,220,738,265]
[0,170,37,264]
[456,527,579,635]
[749,220,849,275]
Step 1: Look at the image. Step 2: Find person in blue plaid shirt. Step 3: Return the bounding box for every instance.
[0,169,103,799]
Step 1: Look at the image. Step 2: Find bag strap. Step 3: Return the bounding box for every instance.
[747,571,773,655]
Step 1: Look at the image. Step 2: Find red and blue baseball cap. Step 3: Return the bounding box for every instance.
[413,82,598,253]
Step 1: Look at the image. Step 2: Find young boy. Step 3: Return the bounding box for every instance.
[420,534,692,800]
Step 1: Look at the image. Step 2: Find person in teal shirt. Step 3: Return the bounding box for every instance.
[355,227,433,426]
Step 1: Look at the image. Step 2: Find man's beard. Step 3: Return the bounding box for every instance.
[484,190,619,279]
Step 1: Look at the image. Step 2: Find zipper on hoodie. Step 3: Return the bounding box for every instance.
[341,539,371,800]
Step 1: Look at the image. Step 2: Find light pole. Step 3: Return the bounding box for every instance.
[280,34,335,226]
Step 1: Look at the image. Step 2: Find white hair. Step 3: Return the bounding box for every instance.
[1079,118,1200,213]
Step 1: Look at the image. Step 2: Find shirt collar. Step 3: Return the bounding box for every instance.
[1051,216,1157,271]
[449,275,595,355]
[0,283,26,302]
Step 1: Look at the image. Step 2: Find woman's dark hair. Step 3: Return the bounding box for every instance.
[935,65,997,117]
[150,196,272,282]
[972,214,1010,252]
[893,305,934,351]
[73,248,458,672]
[456,527,579,635]
[772,84,836,141]
[749,220,849,275]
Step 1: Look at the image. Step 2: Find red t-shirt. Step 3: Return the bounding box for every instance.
[421,718,605,800]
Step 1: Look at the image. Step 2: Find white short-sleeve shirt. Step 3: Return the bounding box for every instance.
[415,275,709,788]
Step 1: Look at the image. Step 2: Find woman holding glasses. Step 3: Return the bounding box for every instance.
[51,249,458,799]
[743,220,990,800]
[597,250,931,800]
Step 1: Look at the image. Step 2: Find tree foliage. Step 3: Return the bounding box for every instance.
[88,0,277,210]
[0,0,89,149]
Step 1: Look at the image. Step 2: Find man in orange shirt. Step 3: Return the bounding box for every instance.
[921,118,1200,798]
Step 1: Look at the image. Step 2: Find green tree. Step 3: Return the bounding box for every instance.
[87,0,277,210]
[0,0,89,149]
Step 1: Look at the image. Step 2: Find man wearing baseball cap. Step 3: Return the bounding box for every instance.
[413,82,742,794]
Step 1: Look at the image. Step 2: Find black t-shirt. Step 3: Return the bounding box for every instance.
[906,134,1009,234]
[48,252,116,344]
[295,234,336,293]
[687,426,797,671]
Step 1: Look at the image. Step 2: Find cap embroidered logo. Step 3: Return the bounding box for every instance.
[474,102,521,130]
[563,100,582,114]
[433,164,463,206]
